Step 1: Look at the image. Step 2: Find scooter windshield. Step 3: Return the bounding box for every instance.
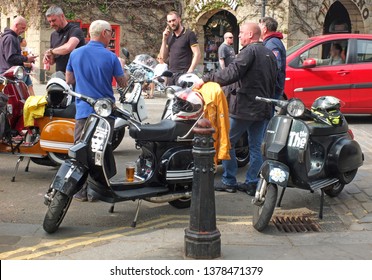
[132,54,157,71]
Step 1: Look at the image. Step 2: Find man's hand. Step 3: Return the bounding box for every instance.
[162,26,171,41]
[27,55,38,63]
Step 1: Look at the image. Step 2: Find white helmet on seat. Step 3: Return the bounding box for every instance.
[172,89,204,121]
[177,73,200,89]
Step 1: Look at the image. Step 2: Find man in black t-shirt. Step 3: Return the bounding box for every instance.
[159,11,201,85]
[43,5,85,72]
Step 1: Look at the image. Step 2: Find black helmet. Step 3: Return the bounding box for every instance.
[311,96,344,126]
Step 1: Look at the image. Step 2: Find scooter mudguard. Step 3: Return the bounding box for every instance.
[40,119,75,153]
[260,160,290,187]
[50,159,88,197]
[327,137,364,173]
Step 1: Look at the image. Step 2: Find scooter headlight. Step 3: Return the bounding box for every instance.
[287,99,305,117]
[14,66,25,80]
[94,99,113,117]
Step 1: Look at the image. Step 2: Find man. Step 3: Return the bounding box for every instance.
[0,16,38,73]
[66,20,127,201]
[43,5,85,72]
[218,32,236,69]
[259,17,286,101]
[159,11,201,85]
[194,23,277,195]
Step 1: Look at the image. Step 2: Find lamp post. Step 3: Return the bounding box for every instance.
[261,0,266,18]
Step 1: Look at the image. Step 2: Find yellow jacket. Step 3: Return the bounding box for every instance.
[196,82,231,164]
[23,95,47,127]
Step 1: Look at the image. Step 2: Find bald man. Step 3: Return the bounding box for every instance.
[218,32,236,69]
[195,23,278,195]
[0,16,38,73]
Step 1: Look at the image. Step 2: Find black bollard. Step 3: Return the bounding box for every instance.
[185,118,221,259]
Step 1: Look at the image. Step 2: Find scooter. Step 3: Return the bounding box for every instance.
[0,67,127,181]
[0,66,75,181]
[42,78,199,233]
[251,96,364,231]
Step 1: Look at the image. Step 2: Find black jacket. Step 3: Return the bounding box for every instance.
[0,28,26,73]
[203,42,278,121]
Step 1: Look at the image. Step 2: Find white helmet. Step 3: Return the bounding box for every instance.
[177,73,200,89]
[172,89,204,121]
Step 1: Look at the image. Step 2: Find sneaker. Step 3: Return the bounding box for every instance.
[87,194,98,202]
[214,182,237,193]
[73,188,87,202]
[238,182,256,196]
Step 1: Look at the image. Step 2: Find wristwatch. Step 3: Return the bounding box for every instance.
[50,48,54,55]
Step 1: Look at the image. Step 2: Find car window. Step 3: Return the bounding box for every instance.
[356,39,372,63]
[295,40,348,67]
[286,39,312,56]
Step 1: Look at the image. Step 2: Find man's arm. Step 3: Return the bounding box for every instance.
[45,37,80,65]
[219,58,226,69]
[159,27,170,62]
[65,70,76,86]
[187,44,201,73]
[115,75,128,88]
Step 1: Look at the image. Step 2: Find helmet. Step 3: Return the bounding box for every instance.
[172,89,204,121]
[46,77,70,108]
[311,96,344,126]
[177,73,200,89]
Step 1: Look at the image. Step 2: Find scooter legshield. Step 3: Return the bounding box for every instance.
[260,160,290,187]
[51,159,88,196]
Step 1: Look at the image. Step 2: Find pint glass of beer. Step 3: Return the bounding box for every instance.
[126,162,136,182]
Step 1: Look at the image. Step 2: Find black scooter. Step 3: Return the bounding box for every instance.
[252,96,364,231]
[42,78,197,233]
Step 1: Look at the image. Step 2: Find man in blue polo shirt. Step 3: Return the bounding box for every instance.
[66,19,127,202]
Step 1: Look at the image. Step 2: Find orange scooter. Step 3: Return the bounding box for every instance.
[0,66,75,181]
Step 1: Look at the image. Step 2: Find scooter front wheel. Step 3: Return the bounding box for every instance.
[252,183,278,232]
[43,191,72,234]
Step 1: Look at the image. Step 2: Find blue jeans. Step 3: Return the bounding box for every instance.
[221,117,266,186]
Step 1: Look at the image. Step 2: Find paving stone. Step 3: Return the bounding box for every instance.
[361,202,372,213]
[351,207,367,220]
[359,213,372,223]
[363,188,372,197]
[331,204,349,215]
[349,223,366,231]
[345,184,362,194]
[354,192,370,203]
[343,198,363,210]
[338,213,355,226]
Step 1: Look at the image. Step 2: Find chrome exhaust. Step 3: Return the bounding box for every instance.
[144,192,191,203]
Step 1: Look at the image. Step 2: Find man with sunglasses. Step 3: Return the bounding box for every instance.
[66,20,127,202]
[218,32,236,69]
[43,5,85,72]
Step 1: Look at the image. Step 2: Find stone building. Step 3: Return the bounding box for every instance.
[1,0,371,83]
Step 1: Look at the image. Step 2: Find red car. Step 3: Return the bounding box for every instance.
[285,33,372,114]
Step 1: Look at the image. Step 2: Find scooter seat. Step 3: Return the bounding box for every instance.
[307,121,348,136]
[129,119,194,141]
[44,102,76,119]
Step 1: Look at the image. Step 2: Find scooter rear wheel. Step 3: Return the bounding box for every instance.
[324,182,345,197]
[252,183,278,232]
[43,191,72,234]
[168,197,191,209]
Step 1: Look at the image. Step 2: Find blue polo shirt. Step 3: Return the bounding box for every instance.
[66,41,124,120]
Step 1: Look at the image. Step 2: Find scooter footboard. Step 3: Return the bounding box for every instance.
[260,160,290,187]
[50,159,88,196]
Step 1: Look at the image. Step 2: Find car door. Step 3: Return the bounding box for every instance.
[287,39,351,109]
[347,38,372,114]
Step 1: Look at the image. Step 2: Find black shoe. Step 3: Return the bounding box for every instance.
[214,182,237,193]
[238,182,256,196]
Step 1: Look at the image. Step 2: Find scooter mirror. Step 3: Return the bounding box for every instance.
[121,48,130,60]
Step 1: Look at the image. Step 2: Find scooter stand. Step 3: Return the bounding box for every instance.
[131,199,142,228]
[12,156,24,182]
[109,203,115,213]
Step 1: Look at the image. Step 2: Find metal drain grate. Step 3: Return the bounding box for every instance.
[272,215,321,233]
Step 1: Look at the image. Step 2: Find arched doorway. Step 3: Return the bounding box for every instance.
[324,1,351,34]
[203,10,238,72]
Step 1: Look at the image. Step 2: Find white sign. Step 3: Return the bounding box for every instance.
[194,0,239,13]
